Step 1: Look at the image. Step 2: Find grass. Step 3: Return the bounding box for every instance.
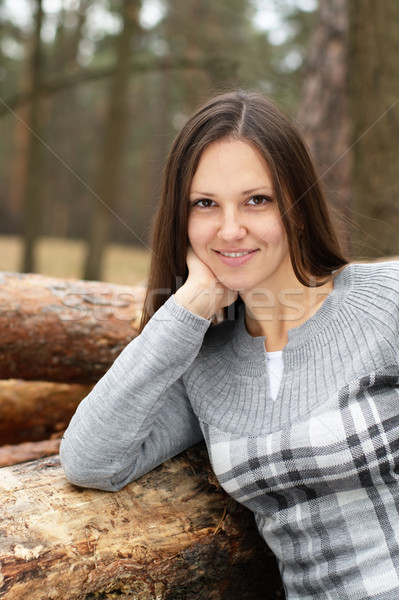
[0,235,151,286]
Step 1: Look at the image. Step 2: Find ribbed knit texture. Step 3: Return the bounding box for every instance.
[61,261,399,599]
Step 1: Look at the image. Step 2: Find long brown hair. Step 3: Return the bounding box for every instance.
[140,90,348,330]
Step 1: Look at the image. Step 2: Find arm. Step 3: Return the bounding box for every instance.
[60,296,210,491]
[60,248,236,491]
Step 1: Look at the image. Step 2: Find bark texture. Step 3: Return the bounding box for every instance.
[0,445,283,600]
[0,272,145,383]
[348,0,399,257]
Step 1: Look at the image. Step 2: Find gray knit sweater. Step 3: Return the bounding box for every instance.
[61,261,399,600]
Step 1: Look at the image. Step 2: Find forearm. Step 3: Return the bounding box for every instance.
[60,296,210,490]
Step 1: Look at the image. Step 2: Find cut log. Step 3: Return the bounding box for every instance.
[0,444,283,600]
[0,272,145,384]
[0,380,91,445]
[0,437,61,467]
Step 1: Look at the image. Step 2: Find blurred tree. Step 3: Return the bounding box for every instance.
[52,0,90,74]
[42,0,90,239]
[296,0,351,252]
[297,0,399,258]
[1,6,31,235]
[262,0,317,111]
[83,0,142,281]
[159,0,259,110]
[21,0,45,272]
[348,0,399,258]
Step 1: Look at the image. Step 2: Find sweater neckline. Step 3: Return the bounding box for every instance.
[232,265,353,358]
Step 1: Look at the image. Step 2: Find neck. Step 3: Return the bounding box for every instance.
[242,278,334,351]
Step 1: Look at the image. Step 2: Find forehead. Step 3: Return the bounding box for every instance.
[191,139,272,190]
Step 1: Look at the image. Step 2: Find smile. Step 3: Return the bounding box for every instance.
[214,249,259,267]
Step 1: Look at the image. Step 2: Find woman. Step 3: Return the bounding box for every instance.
[61,90,399,599]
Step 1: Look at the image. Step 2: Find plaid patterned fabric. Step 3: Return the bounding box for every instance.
[184,262,399,599]
[203,365,399,599]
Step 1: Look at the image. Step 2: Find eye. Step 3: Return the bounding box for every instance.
[192,198,216,208]
[247,195,272,206]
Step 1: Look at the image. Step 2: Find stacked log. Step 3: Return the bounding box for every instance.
[0,380,91,446]
[0,272,145,383]
[0,436,61,468]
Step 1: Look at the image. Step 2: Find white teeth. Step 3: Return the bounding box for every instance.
[220,251,250,257]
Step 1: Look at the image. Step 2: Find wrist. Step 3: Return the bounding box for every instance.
[174,281,215,319]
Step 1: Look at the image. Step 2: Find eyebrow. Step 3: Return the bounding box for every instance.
[190,186,273,197]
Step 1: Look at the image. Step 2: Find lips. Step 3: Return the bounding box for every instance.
[214,248,258,266]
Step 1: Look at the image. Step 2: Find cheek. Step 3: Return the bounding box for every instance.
[257,218,288,248]
[187,218,211,253]
[187,218,197,248]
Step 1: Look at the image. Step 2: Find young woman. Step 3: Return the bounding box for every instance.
[61,90,399,599]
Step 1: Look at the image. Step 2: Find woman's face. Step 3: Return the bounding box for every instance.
[188,138,295,294]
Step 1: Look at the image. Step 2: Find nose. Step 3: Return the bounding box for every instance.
[217,208,247,242]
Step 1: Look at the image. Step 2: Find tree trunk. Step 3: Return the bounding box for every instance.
[348,0,399,258]
[0,380,91,445]
[83,1,142,281]
[21,0,45,273]
[0,272,145,383]
[296,0,351,252]
[0,446,282,600]
[8,98,30,230]
[44,0,90,240]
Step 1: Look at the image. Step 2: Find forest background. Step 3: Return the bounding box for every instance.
[1,0,398,287]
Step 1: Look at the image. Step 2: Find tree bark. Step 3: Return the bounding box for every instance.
[296,0,351,252]
[0,272,145,384]
[348,0,399,258]
[0,445,282,600]
[0,380,91,445]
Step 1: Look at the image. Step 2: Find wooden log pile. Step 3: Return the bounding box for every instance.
[0,272,283,599]
[0,272,141,465]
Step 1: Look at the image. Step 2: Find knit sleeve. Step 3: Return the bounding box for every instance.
[60,296,211,491]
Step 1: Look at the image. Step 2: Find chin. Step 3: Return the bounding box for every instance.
[219,277,255,293]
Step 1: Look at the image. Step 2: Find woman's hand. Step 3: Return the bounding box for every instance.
[174,247,237,319]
